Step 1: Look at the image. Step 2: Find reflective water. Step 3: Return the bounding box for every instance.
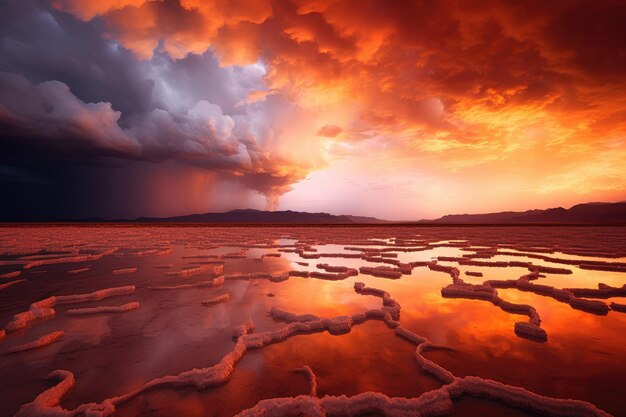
[0,226,625,416]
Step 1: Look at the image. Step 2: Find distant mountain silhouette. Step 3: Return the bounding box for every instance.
[83,209,387,224]
[9,202,626,224]
[421,202,626,224]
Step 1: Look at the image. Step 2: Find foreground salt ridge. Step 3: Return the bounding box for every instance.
[3,286,136,332]
[22,247,118,270]
[0,278,26,291]
[14,282,613,417]
[234,377,612,417]
[112,268,138,275]
[430,262,547,341]
[426,255,626,338]
[484,272,624,316]
[67,267,90,274]
[148,275,224,291]
[201,293,229,306]
[2,227,625,416]
[0,270,22,279]
[294,366,317,397]
[8,331,65,353]
[165,263,224,278]
[66,302,140,316]
[429,248,626,314]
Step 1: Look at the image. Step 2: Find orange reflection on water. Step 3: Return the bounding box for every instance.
[1,226,626,417]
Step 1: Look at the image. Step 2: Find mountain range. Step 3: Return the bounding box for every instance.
[420,202,626,224]
[70,202,626,224]
[84,209,385,224]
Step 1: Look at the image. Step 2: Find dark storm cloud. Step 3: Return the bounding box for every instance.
[2,0,625,220]
[0,0,153,118]
[0,0,313,219]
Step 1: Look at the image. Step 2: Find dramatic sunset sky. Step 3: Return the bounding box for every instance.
[1,0,625,220]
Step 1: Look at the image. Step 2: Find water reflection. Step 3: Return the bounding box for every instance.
[0,226,625,417]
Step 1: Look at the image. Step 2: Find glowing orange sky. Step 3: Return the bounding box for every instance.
[23,1,626,218]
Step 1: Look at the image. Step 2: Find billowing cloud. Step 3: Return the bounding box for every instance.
[317,124,342,138]
[0,72,138,154]
[53,0,273,59]
[1,0,625,219]
[0,0,326,215]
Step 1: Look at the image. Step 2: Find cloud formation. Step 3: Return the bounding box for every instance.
[1,0,625,219]
[0,0,323,214]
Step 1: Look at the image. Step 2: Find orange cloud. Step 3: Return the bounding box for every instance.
[317,124,342,138]
[48,0,626,215]
[53,0,273,59]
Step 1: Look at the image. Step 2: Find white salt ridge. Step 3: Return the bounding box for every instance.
[67,267,90,274]
[270,307,320,323]
[222,249,248,259]
[125,248,172,257]
[235,389,455,417]
[310,270,358,280]
[8,331,65,353]
[14,282,416,416]
[294,366,318,397]
[149,281,214,290]
[0,279,26,291]
[354,282,401,322]
[298,251,362,260]
[66,302,139,316]
[225,272,290,282]
[437,256,574,275]
[166,263,224,278]
[569,297,610,315]
[565,283,626,299]
[427,261,462,283]
[451,376,612,417]
[610,302,626,313]
[316,263,350,273]
[232,320,255,340]
[394,326,455,384]
[514,322,548,340]
[0,270,21,279]
[12,261,614,417]
[289,270,311,278]
[5,285,135,332]
[429,264,548,340]
[50,285,136,305]
[580,264,626,273]
[235,367,611,417]
[23,247,118,269]
[309,264,359,280]
[5,308,56,332]
[486,272,611,317]
[441,280,546,341]
[112,268,137,275]
[493,249,626,273]
[530,265,573,275]
[18,250,80,260]
[201,293,229,306]
[14,370,76,417]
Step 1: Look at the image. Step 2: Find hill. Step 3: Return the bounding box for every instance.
[421,202,626,224]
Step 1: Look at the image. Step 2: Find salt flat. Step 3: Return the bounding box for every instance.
[0,225,625,417]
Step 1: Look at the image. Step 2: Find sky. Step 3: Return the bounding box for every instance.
[0,0,625,221]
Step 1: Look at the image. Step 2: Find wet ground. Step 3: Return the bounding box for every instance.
[0,225,625,417]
